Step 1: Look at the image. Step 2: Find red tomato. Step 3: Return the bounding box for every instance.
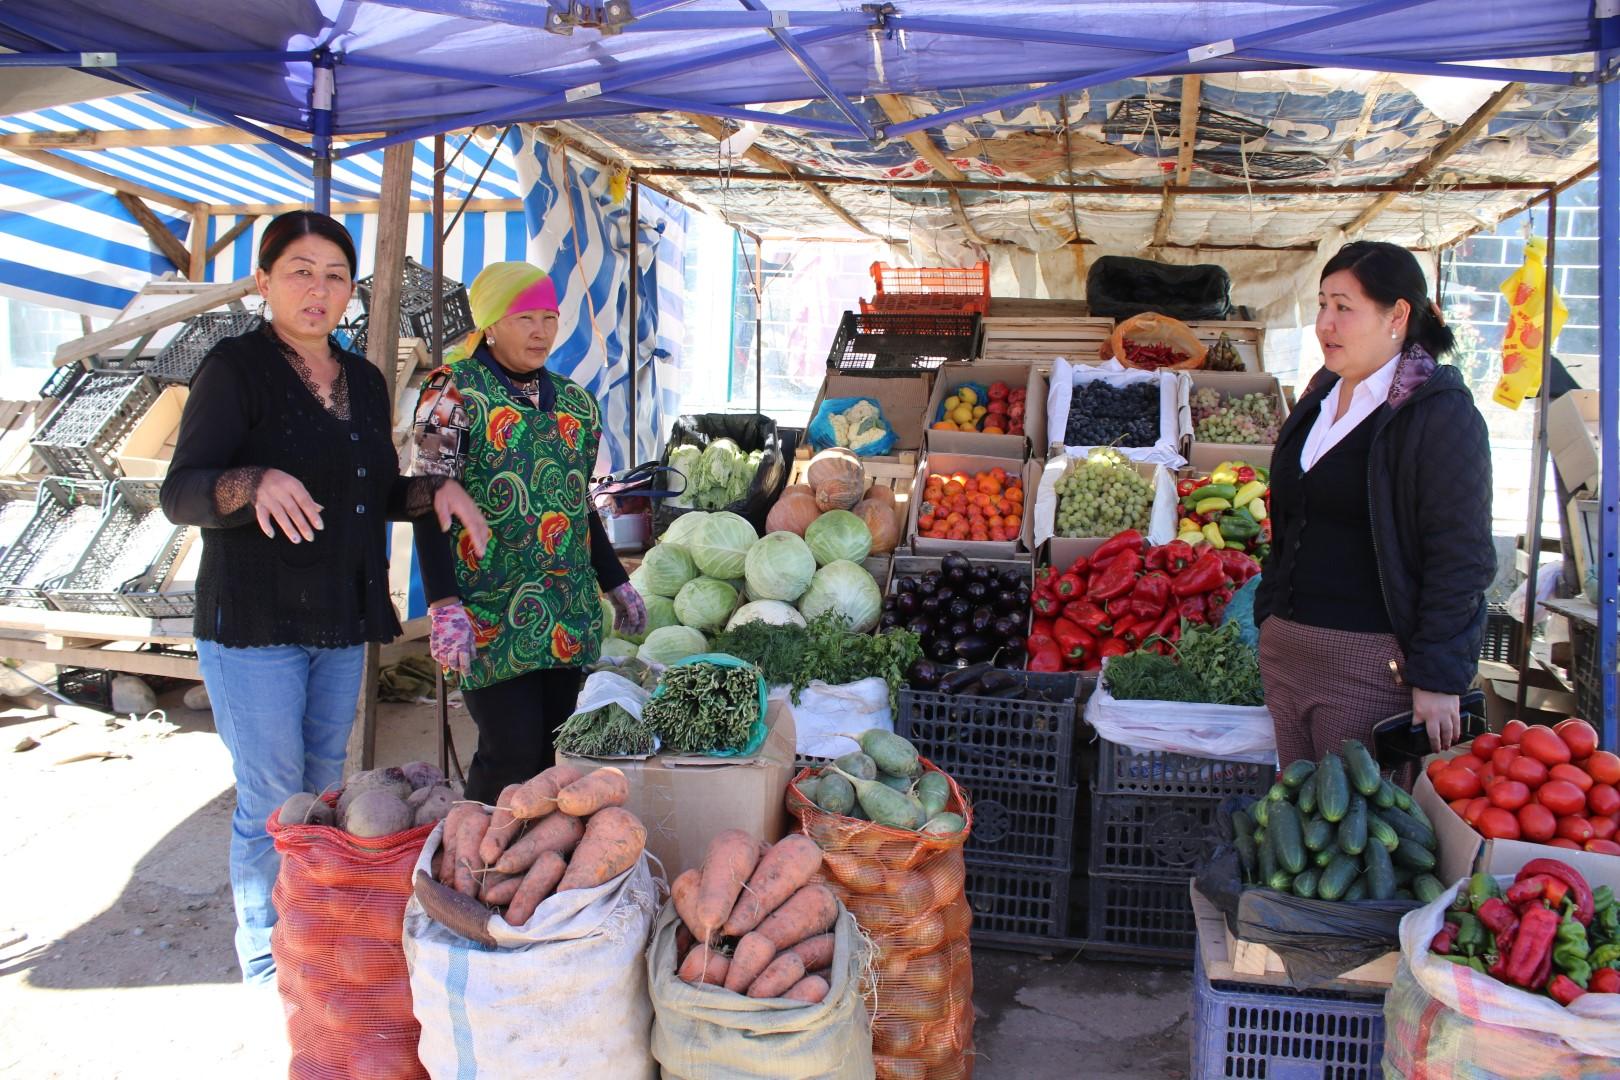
[1587,751,1620,786]
[1487,779,1531,811]
[1548,837,1583,850]
[1584,839,1620,856]
[1501,719,1528,746]
[1477,806,1522,840]
[1450,754,1485,776]
[1471,733,1502,760]
[1592,816,1618,841]
[1448,797,1473,818]
[1426,757,1452,783]
[1557,816,1596,844]
[1481,764,1501,788]
[1518,803,1558,842]
[1433,766,1484,801]
[1555,718,1599,760]
[1588,783,1620,818]
[1506,756,1549,788]
[1522,726,1573,767]
[1550,763,1595,792]
[1464,797,1491,827]
[1491,746,1522,773]
[1537,779,1588,816]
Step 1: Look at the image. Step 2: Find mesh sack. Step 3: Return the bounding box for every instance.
[787,760,975,1080]
[269,797,435,1080]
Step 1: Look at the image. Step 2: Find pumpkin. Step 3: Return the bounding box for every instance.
[765,490,821,537]
[806,448,864,512]
[853,497,900,554]
[861,484,896,510]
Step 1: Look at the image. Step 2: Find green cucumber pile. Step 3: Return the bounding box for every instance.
[798,730,966,835]
[1235,738,1444,903]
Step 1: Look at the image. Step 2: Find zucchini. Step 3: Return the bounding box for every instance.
[1296,769,1319,816]
[1280,759,1317,790]
[916,772,951,818]
[1413,874,1446,905]
[1338,795,1368,856]
[1267,869,1296,892]
[1252,795,1271,829]
[1318,855,1359,901]
[855,730,922,779]
[835,767,920,827]
[1235,834,1259,882]
[1392,838,1437,872]
[1369,816,1400,854]
[1341,738,1381,797]
[1232,808,1254,839]
[1317,752,1350,823]
[1374,777,1398,810]
[1293,869,1320,899]
[1302,816,1333,852]
[1376,806,1437,851]
[1267,782,1290,803]
[1269,801,1306,874]
[1344,876,1369,902]
[1364,837,1397,900]
[1315,847,1336,868]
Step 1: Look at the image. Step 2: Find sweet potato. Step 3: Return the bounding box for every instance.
[479,871,521,907]
[747,951,806,998]
[783,974,829,1004]
[450,805,493,896]
[678,943,729,986]
[755,884,838,950]
[722,834,824,937]
[789,932,835,973]
[723,931,777,993]
[671,869,704,939]
[414,870,496,948]
[557,807,646,891]
[438,802,489,886]
[479,784,525,865]
[556,767,629,817]
[493,811,585,875]
[508,763,586,820]
[695,829,760,941]
[503,850,566,926]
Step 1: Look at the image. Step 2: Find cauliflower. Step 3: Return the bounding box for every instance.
[830,399,887,451]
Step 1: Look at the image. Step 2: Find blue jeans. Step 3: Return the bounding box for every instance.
[198,640,366,985]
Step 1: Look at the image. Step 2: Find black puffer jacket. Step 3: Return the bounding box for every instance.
[1255,350,1496,694]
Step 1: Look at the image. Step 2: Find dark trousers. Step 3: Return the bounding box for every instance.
[460,667,585,804]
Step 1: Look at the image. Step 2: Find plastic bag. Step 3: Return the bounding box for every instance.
[1108,313,1207,371]
[403,822,660,1080]
[1044,358,1188,468]
[768,677,891,759]
[1085,255,1233,321]
[1222,575,1262,651]
[929,380,988,429]
[1382,878,1620,1077]
[268,799,434,1080]
[647,902,876,1080]
[654,414,793,537]
[1084,679,1276,764]
[808,397,898,457]
[787,762,975,1080]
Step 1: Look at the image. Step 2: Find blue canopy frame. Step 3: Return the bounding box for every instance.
[0,0,1612,744]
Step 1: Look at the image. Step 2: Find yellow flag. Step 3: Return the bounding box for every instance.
[1492,237,1568,410]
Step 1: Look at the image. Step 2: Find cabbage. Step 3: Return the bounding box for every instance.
[804,508,873,567]
[688,511,757,578]
[796,559,883,633]
[667,445,703,508]
[725,599,806,631]
[694,438,747,510]
[639,624,708,666]
[744,531,816,602]
[660,510,709,548]
[639,543,697,597]
[673,577,738,632]
[621,594,677,644]
[599,637,638,660]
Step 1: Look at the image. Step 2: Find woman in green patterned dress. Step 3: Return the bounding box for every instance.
[411,261,645,803]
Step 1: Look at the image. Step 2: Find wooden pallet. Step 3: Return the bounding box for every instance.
[1185,321,1267,373]
[1190,882,1396,991]
[981,316,1116,365]
[790,448,918,504]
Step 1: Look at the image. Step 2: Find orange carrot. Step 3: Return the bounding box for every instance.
[493,812,585,875]
[694,829,760,941]
[509,764,586,820]
[722,834,824,937]
[782,974,829,1004]
[555,767,629,817]
[755,884,838,950]
[557,807,646,891]
[503,850,566,926]
[723,932,777,993]
[479,784,525,865]
[746,951,806,998]
[479,870,522,906]
[789,933,835,973]
[671,869,705,940]
[678,943,729,986]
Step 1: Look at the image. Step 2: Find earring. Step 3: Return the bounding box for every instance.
[256,298,268,320]
[1390,331,1398,340]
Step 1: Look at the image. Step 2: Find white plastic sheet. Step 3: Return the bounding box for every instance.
[768,677,891,759]
[1045,358,1189,467]
[1032,450,1178,547]
[1084,678,1277,764]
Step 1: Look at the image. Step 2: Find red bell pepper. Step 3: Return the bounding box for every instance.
[1027,644,1065,672]
[1430,926,1455,955]
[1026,631,1057,656]
[1032,617,1055,637]
[1178,595,1208,624]
[1477,897,1517,935]
[1051,618,1090,662]
[1591,967,1620,994]
[1067,555,1090,576]
[1033,565,1059,597]
[1517,860,1595,926]
[1176,478,1199,498]
[1098,638,1130,661]
[1033,592,1062,619]
[1127,572,1172,620]
[1506,905,1560,988]
[1235,465,1256,484]
[1062,600,1111,637]
[1206,584,1235,624]
[1171,551,1224,597]
[1088,548,1142,601]
[1144,546,1170,572]
[1215,548,1260,585]
[1054,572,1085,600]
[1091,529,1145,566]
[1508,874,1570,912]
[1112,615,1143,647]
[1549,974,1586,1006]
[1147,607,1179,643]
[1164,539,1196,572]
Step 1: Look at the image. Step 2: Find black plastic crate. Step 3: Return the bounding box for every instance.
[959,779,1077,870]
[897,672,1080,788]
[143,310,261,383]
[31,373,160,480]
[56,666,112,709]
[1095,736,1275,799]
[1087,872,1198,962]
[1480,601,1525,664]
[825,311,983,376]
[48,480,191,617]
[1089,791,1225,880]
[357,257,475,354]
[39,361,85,401]
[1568,616,1613,727]
[965,860,1070,945]
[0,479,107,609]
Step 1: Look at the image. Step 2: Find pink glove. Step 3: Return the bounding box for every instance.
[607,583,646,638]
[430,603,476,675]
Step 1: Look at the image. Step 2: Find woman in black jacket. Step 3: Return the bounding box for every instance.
[1255,241,1495,769]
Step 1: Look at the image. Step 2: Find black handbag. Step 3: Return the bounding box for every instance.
[1371,689,1488,770]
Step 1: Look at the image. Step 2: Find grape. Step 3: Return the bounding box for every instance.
[1192,389,1280,444]
[1063,381,1160,448]
[1055,447,1154,538]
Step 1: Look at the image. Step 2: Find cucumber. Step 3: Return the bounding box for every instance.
[1393,865,1415,887]
[1268,800,1306,874]
[1315,848,1336,869]
[1368,816,1400,853]
[1392,838,1437,872]
[1232,808,1254,839]
[1318,855,1359,901]
[1296,769,1319,816]
[1374,778,1398,810]
[1338,795,1368,856]
[1364,837,1396,900]
[1344,876,1369,902]
[1376,806,1437,852]
[1293,869,1320,899]
[1317,752,1350,823]
[1413,874,1446,905]
[879,773,913,793]
[834,751,877,781]
[1280,759,1317,790]
[815,773,856,815]
[1252,795,1271,829]
[1404,795,1433,832]
[916,772,951,818]
[1267,782,1290,803]
[856,730,921,778]
[1341,739,1381,797]
[1267,869,1296,892]
[1235,834,1259,882]
[1302,816,1334,852]
[1258,833,1278,883]
[1393,787,1414,812]
[1395,888,1416,901]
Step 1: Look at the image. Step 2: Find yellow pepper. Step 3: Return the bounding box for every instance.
[1233,480,1267,509]
[1179,516,1201,533]
[1202,522,1226,549]
[1211,468,1239,486]
[1248,498,1268,522]
[1177,529,1206,546]
[1195,496,1233,515]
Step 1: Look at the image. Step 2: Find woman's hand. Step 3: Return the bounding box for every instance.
[1413,687,1462,753]
[433,480,491,560]
[254,468,323,542]
[430,602,477,675]
[607,582,646,638]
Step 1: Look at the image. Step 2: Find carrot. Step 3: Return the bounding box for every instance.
[493,812,585,875]
[414,870,496,948]
[722,834,824,937]
[555,767,629,817]
[694,829,760,941]
[678,944,729,986]
[556,807,646,891]
[723,932,777,993]
[478,870,520,906]
[508,764,586,820]
[675,923,695,958]
[789,932,835,973]
[746,951,806,998]
[755,884,838,950]
[503,850,566,926]
[451,807,491,897]
[479,784,525,865]
[783,974,830,1004]
[671,869,704,940]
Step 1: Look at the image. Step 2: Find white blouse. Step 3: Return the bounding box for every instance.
[1299,352,1401,471]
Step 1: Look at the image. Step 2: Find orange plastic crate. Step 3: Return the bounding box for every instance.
[861,261,990,315]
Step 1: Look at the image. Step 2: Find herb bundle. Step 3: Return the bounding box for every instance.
[641,660,763,754]
[554,702,656,757]
[1103,620,1264,706]
[710,612,922,711]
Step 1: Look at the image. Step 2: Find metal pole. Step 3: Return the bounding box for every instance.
[628,178,640,464]
[1515,190,1557,723]
[432,134,446,366]
[754,234,764,419]
[310,51,335,214]
[1597,24,1620,748]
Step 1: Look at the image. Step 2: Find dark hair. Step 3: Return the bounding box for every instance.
[258,210,357,279]
[1320,240,1455,358]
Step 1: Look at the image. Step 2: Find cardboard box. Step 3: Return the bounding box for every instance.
[806,372,933,454]
[116,385,187,478]
[1185,321,1267,373]
[559,698,797,878]
[1185,442,1274,473]
[1476,660,1575,730]
[1187,371,1285,471]
[1548,389,1600,497]
[923,361,1046,459]
[906,450,1038,559]
[1032,453,1177,548]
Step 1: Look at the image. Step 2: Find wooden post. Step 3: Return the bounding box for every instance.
[188,205,210,282]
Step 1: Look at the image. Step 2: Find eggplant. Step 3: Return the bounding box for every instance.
[916,578,937,598]
[969,566,991,583]
[923,569,941,584]
[953,634,998,663]
[947,598,972,622]
[997,568,1024,590]
[907,658,942,689]
[905,615,933,638]
[978,668,1020,693]
[935,586,956,605]
[941,552,972,578]
[920,595,942,616]
[895,592,919,617]
[980,682,1026,699]
[939,661,994,694]
[895,576,918,595]
[992,614,1023,639]
[928,637,956,663]
[1015,585,1032,607]
[882,594,897,612]
[971,606,996,634]
[994,589,1024,614]
[946,620,970,641]
[880,611,901,630]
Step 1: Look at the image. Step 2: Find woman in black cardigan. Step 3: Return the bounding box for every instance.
[161,211,488,983]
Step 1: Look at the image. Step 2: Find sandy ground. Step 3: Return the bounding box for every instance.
[0,683,1190,1079]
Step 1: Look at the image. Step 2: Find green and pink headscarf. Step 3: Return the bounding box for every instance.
[449,260,559,361]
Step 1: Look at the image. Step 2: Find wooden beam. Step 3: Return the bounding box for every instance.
[1342,82,1525,236]
[205,215,258,260]
[0,609,192,644]
[1153,76,1202,248]
[0,638,197,680]
[116,192,194,273]
[875,93,993,249]
[188,205,210,282]
[0,126,390,151]
[9,147,196,212]
[54,276,257,366]
[1151,187,1177,249]
[213,197,525,217]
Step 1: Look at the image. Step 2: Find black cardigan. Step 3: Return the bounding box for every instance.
[161,327,437,648]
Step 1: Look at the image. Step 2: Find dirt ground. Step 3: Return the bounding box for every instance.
[0,683,1190,1079]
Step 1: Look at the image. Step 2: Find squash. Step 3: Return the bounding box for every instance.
[853,497,899,554]
[806,448,864,512]
[765,489,821,536]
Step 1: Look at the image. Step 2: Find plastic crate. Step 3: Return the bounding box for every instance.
[39,361,85,401]
[1087,872,1198,961]
[0,480,39,558]
[48,480,190,617]
[1480,602,1524,665]
[959,779,1077,870]
[31,373,160,480]
[357,257,475,353]
[897,672,1080,787]
[0,479,107,608]
[1089,791,1226,880]
[56,666,112,709]
[825,312,983,377]
[1096,736,1276,800]
[143,310,262,383]
[965,859,1070,944]
[861,261,990,316]
[1568,616,1613,727]
[1190,950,1386,1080]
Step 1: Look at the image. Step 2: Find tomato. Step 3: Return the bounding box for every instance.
[1518,803,1558,843]
[1522,726,1573,767]
[1537,779,1588,816]
[1477,806,1522,840]
[1587,751,1620,787]
[1584,839,1620,856]
[1480,763,1500,788]
[1588,783,1620,818]
[1450,754,1484,775]
[1448,797,1473,818]
[1491,746,1522,773]
[1548,837,1583,850]
[1464,797,1491,827]
[1557,815,1596,844]
[1426,757,1452,783]
[1471,733,1502,760]
[1550,763,1595,792]
[1592,816,1618,841]
[1555,718,1599,760]
[1501,719,1528,746]
[1506,756,1549,788]
[1433,766,1484,801]
[1487,779,1531,811]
